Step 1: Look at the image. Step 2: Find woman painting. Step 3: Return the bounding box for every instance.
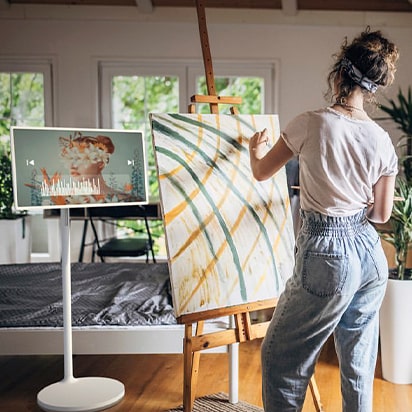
[250,28,399,412]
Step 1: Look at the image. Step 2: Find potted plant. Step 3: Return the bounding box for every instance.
[378,87,412,384]
[379,87,412,185]
[379,178,412,280]
[0,151,31,264]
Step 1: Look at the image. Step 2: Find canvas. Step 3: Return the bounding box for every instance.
[151,113,294,318]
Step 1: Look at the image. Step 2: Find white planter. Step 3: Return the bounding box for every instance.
[0,216,32,264]
[379,277,412,384]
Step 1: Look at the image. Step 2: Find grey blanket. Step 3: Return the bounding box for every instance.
[0,262,176,327]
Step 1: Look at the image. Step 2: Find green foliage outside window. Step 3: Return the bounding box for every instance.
[112,75,179,197]
[0,72,45,155]
[197,76,263,115]
[0,72,45,218]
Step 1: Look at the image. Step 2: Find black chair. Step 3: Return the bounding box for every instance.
[88,207,156,263]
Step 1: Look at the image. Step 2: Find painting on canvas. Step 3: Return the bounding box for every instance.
[151,113,294,319]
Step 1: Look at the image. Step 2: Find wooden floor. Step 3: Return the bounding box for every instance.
[0,337,411,412]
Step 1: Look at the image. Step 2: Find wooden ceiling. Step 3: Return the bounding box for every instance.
[6,0,412,13]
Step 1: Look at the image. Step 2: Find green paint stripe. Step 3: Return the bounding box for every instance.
[158,145,248,301]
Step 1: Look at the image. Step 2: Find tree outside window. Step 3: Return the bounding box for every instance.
[0,72,45,221]
[196,76,263,115]
[0,72,45,155]
[111,75,179,197]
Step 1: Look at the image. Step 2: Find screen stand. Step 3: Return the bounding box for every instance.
[37,209,125,412]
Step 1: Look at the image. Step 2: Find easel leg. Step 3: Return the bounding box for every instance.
[309,375,324,412]
[183,321,204,412]
[183,324,193,412]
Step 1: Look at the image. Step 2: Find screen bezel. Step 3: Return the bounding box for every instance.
[10,126,149,211]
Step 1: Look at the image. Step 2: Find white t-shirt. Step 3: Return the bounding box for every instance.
[282,107,398,216]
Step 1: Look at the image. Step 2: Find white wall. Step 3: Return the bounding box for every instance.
[1,4,411,260]
[1,5,411,128]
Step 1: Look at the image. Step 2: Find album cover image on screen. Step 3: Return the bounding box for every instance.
[11,127,148,210]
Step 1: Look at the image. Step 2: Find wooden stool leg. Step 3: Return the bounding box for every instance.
[309,375,324,412]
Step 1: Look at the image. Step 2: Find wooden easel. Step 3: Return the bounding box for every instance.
[179,2,324,411]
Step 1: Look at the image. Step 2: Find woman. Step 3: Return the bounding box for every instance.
[249,28,399,412]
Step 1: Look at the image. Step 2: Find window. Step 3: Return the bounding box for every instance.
[0,62,53,153]
[100,62,186,197]
[99,59,277,258]
[100,60,277,191]
[188,61,277,115]
[110,75,179,195]
[0,61,54,261]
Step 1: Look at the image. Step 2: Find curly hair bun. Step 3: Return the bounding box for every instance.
[344,27,399,88]
[326,27,399,102]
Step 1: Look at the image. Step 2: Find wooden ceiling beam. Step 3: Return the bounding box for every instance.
[135,0,153,13]
[281,0,297,16]
[6,0,412,13]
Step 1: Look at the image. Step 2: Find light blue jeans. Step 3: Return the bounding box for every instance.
[261,209,388,412]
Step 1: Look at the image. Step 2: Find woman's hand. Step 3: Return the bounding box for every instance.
[249,128,270,159]
[249,129,294,181]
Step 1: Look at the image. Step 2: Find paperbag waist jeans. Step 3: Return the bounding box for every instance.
[261,209,388,412]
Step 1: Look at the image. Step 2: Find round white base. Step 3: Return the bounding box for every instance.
[37,377,125,412]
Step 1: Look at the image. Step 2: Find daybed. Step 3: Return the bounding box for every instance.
[0,261,229,355]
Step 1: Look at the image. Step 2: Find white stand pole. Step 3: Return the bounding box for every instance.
[37,209,125,412]
[228,342,239,404]
[228,315,239,404]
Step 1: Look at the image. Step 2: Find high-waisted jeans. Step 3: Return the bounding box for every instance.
[261,209,388,412]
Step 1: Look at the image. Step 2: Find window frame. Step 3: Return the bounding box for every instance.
[99,58,279,125]
[0,58,55,262]
[99,60,188,128]
[0,58,54,127]
[187,60,278,114]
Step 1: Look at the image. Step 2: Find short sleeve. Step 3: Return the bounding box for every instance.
[380,133,398,177]
[281,112,310,155]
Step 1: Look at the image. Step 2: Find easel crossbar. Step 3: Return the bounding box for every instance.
[190,94,243,105]
[177,298,277,325]
[189,321,272,353]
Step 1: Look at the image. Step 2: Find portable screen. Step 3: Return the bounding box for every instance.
[10,127,148,210]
